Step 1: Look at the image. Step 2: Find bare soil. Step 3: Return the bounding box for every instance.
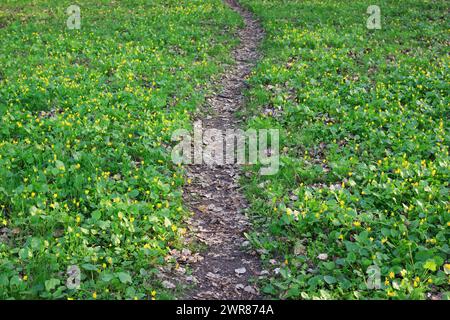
[182,0,265,300]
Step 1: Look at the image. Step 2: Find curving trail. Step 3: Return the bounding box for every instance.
[183,0,264,300]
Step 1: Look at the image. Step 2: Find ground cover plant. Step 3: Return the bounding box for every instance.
[239,0,449,299]
[0,0,242,299]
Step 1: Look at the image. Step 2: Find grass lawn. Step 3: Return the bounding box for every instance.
[0,0,448,301]
[239,0,449,299]
[0,0,241,299]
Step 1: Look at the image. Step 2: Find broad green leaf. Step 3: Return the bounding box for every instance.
[424,259,437,272]
[117,272,132,284]
[45,278,61,292]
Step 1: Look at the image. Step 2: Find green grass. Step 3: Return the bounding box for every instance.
[1,0,448,301]
[239,0,449,299]
[0,0,241,299]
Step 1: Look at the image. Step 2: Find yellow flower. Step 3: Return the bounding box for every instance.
[23,275,28,281]
[387,290,396,297]
[353,221,361,227]
[389,271,395,279]
[444,264,450,273]
[92,292,97,299]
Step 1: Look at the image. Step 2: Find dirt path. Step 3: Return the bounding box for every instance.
[182,0,264,300]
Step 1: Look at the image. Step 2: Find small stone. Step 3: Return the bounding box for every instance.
[206,272,220,279]
[317,253,328,261]
[234,267,246,274]
[244,286,257,294]
[181,248,191,256]
[162,280,176,289]
[241,241,250,247]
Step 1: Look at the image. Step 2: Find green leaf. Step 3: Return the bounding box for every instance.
[322,262,335,270]
[55,160,65,171]
[82,263,98,271]
[10,276,21,287]
[45,278,61,292]
[19,248,29,260]
[164,217,172,228]
[324,275,336,284]
[117,272,132,284]
[30,237,42,250]
[92,210,101,221]
[129,189,139,198]
[424,259,437,272]
[125,286,136,298]
[100,273,114,282]
[0,274,9,286]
